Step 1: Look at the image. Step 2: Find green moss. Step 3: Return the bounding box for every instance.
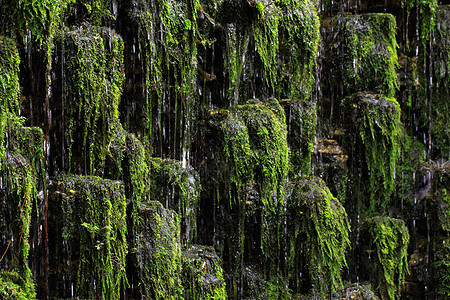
[0,271,35,300]
[55,25,125,175]
[134,201,183,299]
[242,266,290,299]
[364,216,409,300]
[277,0,320,100]
[330,13,399,98]
[287,177,350,297]
[0,38,42,296]
[434,238,450,298]
[223,0,319,102]
[343,93,402,215]
[149,157,201,245]
[51,175,127,299]
[181,245,227,299]
[0,0,73,45]
[216,98,288,207]
[394,134,425,209]
[404,0,437,47]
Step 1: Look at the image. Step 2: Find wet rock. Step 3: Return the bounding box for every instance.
[181,245,227,299]
[358,216,410,300]
[149,157,201,245]
[128,201,182,299]
[313,138,348,202]
[321,12,399,103]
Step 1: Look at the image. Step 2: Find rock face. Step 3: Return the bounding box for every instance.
[0,0,449,299]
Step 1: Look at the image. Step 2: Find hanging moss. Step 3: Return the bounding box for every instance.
[277,0,320,100]
[132,201,183,299]
[119,0,198,159]
[362,216,410,300]
[343,93,402,215]
[287,176,350,298]
[326,13,399,98]
[48,175,127,299]
[53,25,125,175]
[0,36,43,300]
[181,245,227,299]
[0,0,72,45]
[149,157,201,245]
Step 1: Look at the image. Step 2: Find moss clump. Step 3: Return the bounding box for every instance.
[0,270,35,300]
[363,216,409,300]
[287,177,350,297]
[49,175,127,299]
[181,245,227,299]
[133,201,183,299]
[149,157,201,245]
[343,93,402,215]
[216,98,288,258]
[328,13,399,98]
[53,25,125,175]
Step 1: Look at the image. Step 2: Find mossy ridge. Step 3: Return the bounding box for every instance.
[332,13,399,98]
[55,25,124,175]
[181,245,227,299]
[363,216,409,300]
[149,157,201,245]
[404,0,437,48]
[134,201,183,299]
[343,93,402,215]
[54,175,127,299]
[287,177,350,298]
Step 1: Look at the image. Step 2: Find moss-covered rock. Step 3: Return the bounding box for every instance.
[149,157,200,245]
[129,201,183,299]
[342,93,402,215]
[323,13,399,99]
[48,175,127,299]
[242,266,289,299]
[359,216,409,300]
[51,25,125,175]
[181,245,227,299]
[286,176,350,297]
[282,98,317,177]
